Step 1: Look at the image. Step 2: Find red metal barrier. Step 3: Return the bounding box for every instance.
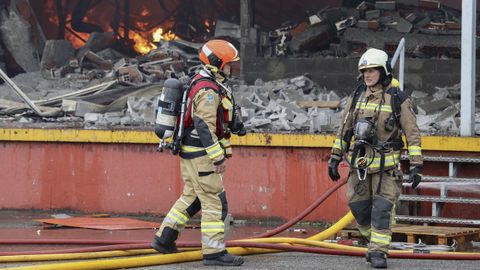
[0,142,349,222]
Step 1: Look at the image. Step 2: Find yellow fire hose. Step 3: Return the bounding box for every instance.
[0,213,352,269]
[2,211,479,270]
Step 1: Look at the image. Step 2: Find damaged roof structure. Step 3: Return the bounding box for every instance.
[0,0,478,135]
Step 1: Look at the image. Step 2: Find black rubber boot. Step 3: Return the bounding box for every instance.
[203,251,244,266]
[151,227,179,254]
[368,252,387,268]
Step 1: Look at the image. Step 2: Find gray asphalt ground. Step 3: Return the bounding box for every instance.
[1,252,479,270]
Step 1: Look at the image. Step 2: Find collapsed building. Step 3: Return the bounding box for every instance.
[0,0,478,135]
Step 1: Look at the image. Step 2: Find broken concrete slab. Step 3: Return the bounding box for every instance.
[0,4,41,72]
[375,1,396,10]
[417,98,453,115]
[433,103,460,123]
[62,99,107,117]
[357,20,379,30]
[214,20,241,39]
[394,17,413,33]
[365,10,381,20]
[41,40,75,71]
[81,50,113,70]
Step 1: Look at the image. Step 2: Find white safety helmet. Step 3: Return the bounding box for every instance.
[358,48,391,76]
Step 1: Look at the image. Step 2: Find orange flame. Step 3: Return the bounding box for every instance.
[44,0,177,54]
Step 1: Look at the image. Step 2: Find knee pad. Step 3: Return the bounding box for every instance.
[186,197,201,217]
[219,191,228,221]
[349,199,372,226]
[371,196,394,230]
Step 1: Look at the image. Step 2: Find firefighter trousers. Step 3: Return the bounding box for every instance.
[347,167,402,254]
[155,155,228,257]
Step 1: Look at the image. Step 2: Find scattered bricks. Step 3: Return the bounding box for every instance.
[445,21,461,30]
[357,20,378,30]
[375,1,396,10]
[395,17,413,33]
[365,10,381,20]
[82,50,113,70]
[419,0,440,10]
[118,65,144,84]
[289,20,335,53]
[396,0,419,7]
[416,98,452,115]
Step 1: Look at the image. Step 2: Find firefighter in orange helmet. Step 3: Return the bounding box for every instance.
[151,39,244,266]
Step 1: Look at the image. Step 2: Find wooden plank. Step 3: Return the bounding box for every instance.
[393,225,480,245]
[392,225,480,237]
[296,100,340,109]
[407,234,415,243]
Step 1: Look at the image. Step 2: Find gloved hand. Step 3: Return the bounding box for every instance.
[328,156,341,181]
[408,165,422,189]
[219,138,233,159]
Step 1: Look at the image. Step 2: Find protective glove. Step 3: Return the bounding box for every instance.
[408,165,422,189]
[328,155,341,181]
[219,138,233,159]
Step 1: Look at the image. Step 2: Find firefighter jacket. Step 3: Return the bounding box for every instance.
[331,82,423,173]
[179,73,234,165]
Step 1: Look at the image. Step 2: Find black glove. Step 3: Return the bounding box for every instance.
[328,156,341,181]
[408,165,422,189]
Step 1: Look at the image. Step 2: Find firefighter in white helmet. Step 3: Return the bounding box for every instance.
[151,39,245,266]
[328,48,423,268]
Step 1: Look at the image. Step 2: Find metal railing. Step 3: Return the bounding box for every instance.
[391,37,405,91]
[397,155,480,226]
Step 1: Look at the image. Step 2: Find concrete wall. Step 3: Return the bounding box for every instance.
[243,57,473,96]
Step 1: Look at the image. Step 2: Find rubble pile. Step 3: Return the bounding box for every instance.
[411,84,480,135]
[0,36,204,128]
[232,75,342,133]
[262,0,464,58]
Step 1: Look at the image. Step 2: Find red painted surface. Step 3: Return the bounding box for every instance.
[2,142,479,223]
[0,142,349,223]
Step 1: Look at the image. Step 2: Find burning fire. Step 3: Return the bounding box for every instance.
[44,1,177,55]
[132,27,177,55]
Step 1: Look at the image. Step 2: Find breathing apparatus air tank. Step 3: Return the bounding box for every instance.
[154,78,183,141]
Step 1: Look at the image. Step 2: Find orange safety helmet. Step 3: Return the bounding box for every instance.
[199,39,240,72]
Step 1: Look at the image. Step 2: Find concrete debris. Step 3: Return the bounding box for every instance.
[0,2,42,72]
[261,1,463,58]
[233,75,342,133]
[417,99,452,115]
[41,40,75,71]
